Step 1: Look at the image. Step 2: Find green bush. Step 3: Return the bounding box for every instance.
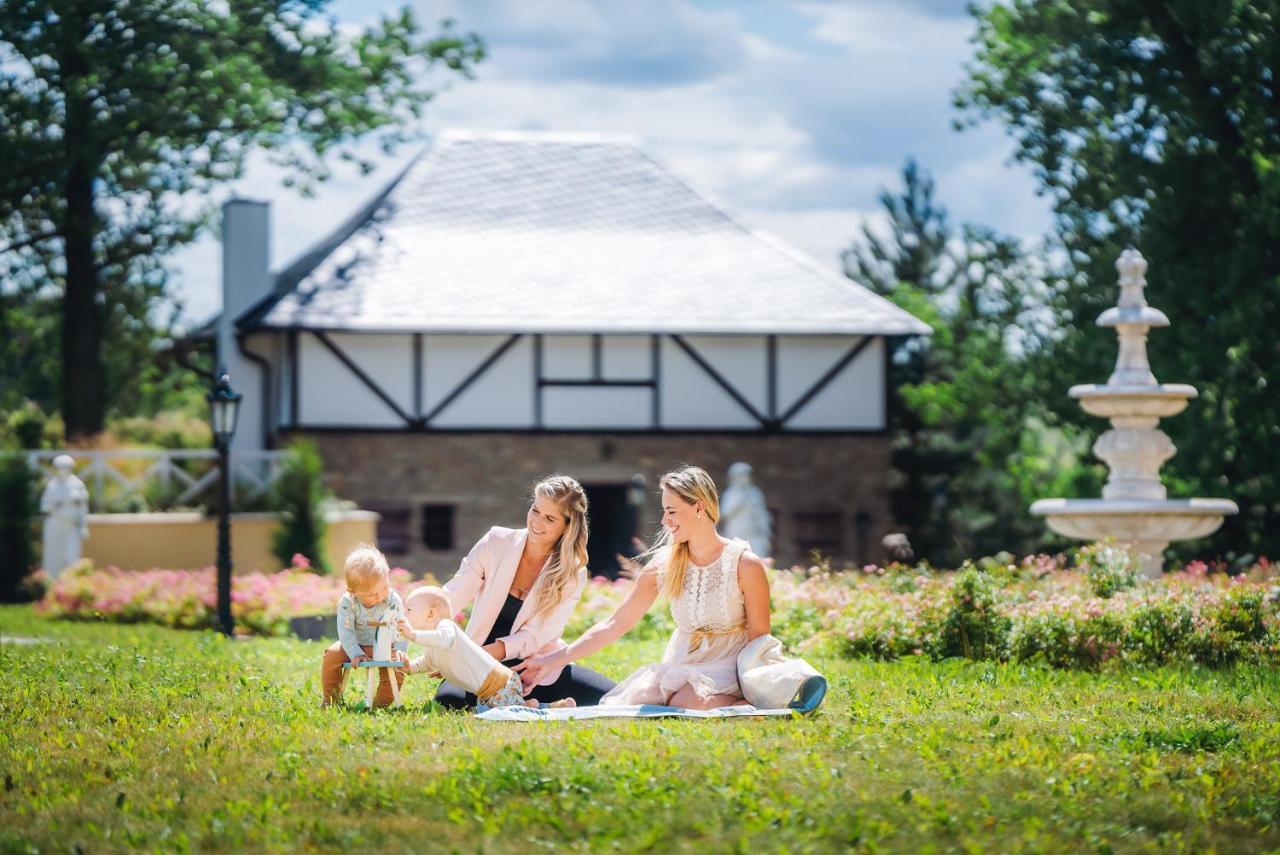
[1076,542,1138,599]
[1125,598,1196,665]
[0,455,40,601]
[1190,590,1270,666]
[929,565,1011,660]
[2,401,61,450]
[270,440,331,573]
[1007,611,1125,669]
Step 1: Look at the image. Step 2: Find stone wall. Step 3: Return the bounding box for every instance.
[80,510,378,574]
[292,431,892,578]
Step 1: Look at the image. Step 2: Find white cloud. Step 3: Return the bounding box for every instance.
[421,0,747,87]
[171,0,1052,324]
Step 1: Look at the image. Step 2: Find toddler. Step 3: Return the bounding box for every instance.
[398,586,575,710]
[320,544,407,708]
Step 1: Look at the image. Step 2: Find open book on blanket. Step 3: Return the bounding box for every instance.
[476,702,804,721]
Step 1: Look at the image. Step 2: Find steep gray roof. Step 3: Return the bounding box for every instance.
[242,130,930,336]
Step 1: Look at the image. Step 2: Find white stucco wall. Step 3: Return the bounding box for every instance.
[281,331,885,433]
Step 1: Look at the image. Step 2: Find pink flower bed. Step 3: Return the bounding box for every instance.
[39,560,420,637]
[35,548,1280,666]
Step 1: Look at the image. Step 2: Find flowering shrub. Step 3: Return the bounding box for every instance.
[35,545,1280,667]
[1076,542,1138,598]
[565,575,673,640]
[932,566,1012,660]
[39,560,420,637]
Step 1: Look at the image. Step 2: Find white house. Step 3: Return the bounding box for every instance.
[206,130,929,574]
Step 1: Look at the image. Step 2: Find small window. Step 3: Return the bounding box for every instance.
[369,504,411,554]
[421,504,456,551]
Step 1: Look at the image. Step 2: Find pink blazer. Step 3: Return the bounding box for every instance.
[442,525,588,686]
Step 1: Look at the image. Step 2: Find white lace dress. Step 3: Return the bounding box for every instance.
[601,538,752,705]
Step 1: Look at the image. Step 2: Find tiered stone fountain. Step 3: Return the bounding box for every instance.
[1030,249,1237,577]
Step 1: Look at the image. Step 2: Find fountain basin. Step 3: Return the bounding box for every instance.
[1069,384,1197,419]
[1030,497,1238,577]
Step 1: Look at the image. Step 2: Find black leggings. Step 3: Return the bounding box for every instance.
[434,662,616,710]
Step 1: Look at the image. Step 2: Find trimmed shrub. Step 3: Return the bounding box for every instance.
[270,440,331,573]
[0,455,40,601]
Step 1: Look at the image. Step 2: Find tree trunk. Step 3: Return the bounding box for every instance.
[60,157,104,440]
[58,5,104,442]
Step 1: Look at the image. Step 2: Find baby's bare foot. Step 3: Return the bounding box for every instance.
[546,698,576,709]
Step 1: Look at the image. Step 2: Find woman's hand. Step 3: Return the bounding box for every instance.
[513,652,564,690]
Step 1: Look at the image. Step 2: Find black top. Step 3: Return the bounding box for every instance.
[483,592,525,650]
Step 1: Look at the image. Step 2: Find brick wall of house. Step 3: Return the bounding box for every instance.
[292,431,892,578]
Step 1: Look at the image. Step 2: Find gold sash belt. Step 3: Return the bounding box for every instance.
[688,625,746,654]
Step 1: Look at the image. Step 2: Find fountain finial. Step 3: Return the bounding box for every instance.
[1115,248,1149,309]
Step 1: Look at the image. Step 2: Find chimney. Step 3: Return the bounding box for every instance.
[218,199,271,452]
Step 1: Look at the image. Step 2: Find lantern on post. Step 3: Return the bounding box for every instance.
[207,370,241,636]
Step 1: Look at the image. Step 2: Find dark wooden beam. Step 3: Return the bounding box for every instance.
[423,334,523,425]
[669,334,771,428]
[778,336,871,425]
[313,330,417,427]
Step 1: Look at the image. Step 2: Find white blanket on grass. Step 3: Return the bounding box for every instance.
[475,703,803,721]
[478,635,824,721]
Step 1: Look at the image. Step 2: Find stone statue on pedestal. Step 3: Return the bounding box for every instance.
[41,455,89,579]
[720,462,772,559]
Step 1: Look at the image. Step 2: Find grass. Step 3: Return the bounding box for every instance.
[2,605,1279,853]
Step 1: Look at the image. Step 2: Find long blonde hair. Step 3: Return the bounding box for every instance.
[530,475,590,619]
[651,465,720,601]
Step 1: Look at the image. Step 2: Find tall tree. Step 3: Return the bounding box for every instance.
[957,0,1280,560]
[0,1,483,438]
[846,160,1095,564]
[843,161,959,557]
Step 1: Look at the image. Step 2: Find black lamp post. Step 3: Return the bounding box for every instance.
[207,370,242,637]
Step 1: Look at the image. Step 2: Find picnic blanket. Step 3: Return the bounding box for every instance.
[476,635,827,721]
[477,670,828,721]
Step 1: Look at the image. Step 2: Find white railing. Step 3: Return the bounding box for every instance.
[22,449,288,512]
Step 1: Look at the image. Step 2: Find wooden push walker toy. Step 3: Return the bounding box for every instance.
[340,618,404,709]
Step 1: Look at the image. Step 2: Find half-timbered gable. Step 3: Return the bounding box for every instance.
[212,130,928,572]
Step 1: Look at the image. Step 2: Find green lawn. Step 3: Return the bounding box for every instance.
[2,606,1278,853]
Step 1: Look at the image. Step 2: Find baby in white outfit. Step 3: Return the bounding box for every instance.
[398,586,575,710]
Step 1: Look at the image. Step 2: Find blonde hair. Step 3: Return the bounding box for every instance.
[344,543,389,590]
[530,475,589,619]
[405,585,451,623]
[652,465,720,601]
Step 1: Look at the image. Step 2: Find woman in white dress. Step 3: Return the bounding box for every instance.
[515,465,771,710]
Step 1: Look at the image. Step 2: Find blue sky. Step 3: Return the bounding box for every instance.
[172,0,1052,323]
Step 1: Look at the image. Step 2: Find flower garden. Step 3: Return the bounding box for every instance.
[34,544,1280,671]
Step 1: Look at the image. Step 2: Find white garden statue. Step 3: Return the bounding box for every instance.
[41,454,89,579]
[720,462,772,560]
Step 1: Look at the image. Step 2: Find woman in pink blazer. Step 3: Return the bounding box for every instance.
[431,475,616,708]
